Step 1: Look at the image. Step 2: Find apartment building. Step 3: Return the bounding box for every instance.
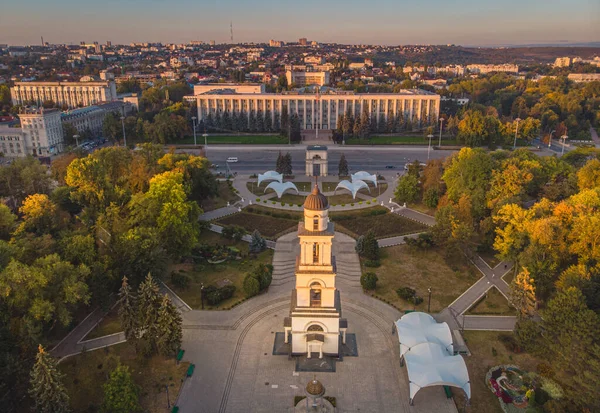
[286,71,330,87]
[466,64,519,74]
[568,73,600,83]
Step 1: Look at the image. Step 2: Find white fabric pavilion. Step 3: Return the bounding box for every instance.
[264,181,299,198]
[334,179,370,200]
[395,312,471,404]
[257,171,283,186]
[351,171,377,187]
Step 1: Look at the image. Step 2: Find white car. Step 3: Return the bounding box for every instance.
[226,157,239,163]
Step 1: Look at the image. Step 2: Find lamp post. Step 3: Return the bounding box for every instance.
[427,287,432,313]
[438,118,444,147]
[427,134,434,160]
[165,385,171,408]
[200,283,205,310]
[202,132,208,156]
[73,134,79,148]
[191,116,197,146]
[512,117,521,150]
[120,116,126,148]
[561,134,568,156]
[548,130,555,148]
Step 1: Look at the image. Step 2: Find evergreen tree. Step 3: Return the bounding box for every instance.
[361,230,380,261]
[29,345,70,413]
[510,267,536,319]
[136,274,161,355]
[156,294,182,357]
[249,230,266,254]
[264,111,273,132]
[222,111,232,131]
[338,154,349,176]
[118,276,137,342]
[275,152,284,174]
[273,111,281,132]
[238,111,248,132]
[248,111,257,132]
[280,106,289,135]
[377,113,386,134]
[283,152,293,175]
[101,364,141,413]
[205,113,214,132]
[290,114,302,143]
[256,111,265,132]
[360,106,371,138]
[386,113,395,133]
[343,108,354,136]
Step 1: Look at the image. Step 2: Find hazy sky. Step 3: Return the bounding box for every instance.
[1,0,599,46]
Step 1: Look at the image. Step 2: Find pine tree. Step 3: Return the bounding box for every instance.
[275,151,284,174]
[118,276,137,342]
[343,108,354,136]
[256,111,265,132]
[156,294,183,357]
[338,153,349,176]
[249,230,266,254]
[386,113,395,133]
[264,111,273,132]
[248,110,257,132]
[273,111,281,132]
[510,267,536,319]
[29,345,71,413]
[361,230,380,261]
[290,114,302,143]
[280,106,289,135]
[360,106,371,138]
[101,364,141,413]
[136,274,161,355]
[283,152,293,175]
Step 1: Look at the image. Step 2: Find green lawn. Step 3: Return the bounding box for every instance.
[201,181,240,212]
[83,306,122,340]
[466,287,515,315]
[366,245,479,313]
[179,135,288,145]
[59,343,189,413]
[345,135,460,145]
[331,206,427,238]
[165,231,273,309]
[216,207,301,239]
[456,331,544,413]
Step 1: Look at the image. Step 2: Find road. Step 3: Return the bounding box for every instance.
[204,145,457,175]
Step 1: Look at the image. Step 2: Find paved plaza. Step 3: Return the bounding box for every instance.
[175,232,458,413]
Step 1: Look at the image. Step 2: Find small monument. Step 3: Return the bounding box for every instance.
[294,376,334,413]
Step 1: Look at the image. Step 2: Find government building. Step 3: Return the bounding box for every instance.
[187,85,440,130]
[10,80,118,109]
[0,107,63,157]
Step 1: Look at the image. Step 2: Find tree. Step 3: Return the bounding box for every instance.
[29,345,70,413]
[360,272,378,290]
[283,152,293,175]
[510,267,536,318]
[361,230,380,261]
[577,158,600,190]
[249,230,266,254]
[101,364,141,413]
[277,74,288,91]
[118,276,137,341]
[338,154,349,176]
[394,174,420,204]
[457,110,486,147]
[243,273,260,297]
[0,203,16,240]
[290,114,302,143]
[280,106,289,135]
[102,112,121,144]
[275,151,284,174]
[62,123,79,147]
[0,156,52,209]
[16,193,60,235]
[156,294,182,356]
[136,274,161,355]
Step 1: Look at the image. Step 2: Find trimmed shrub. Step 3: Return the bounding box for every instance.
[171,271,191,289]
[364,260,381,268]
[243,274,260,297]
[366,201,371,205]
[263,200,267,203]
[351,203,355,206]
[396,286,416,300]
[360,272,378,290]
[256,198,260,202]
[281,202,285,206]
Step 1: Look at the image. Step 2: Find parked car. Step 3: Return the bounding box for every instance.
[385,165,395,169]
[226,157,239,163]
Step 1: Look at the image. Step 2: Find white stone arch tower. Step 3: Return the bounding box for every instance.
[284,184,347,358]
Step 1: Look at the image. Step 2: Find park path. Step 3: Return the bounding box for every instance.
[591,127,600,147]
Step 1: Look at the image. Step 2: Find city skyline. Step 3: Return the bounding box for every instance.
[1,0,599,46]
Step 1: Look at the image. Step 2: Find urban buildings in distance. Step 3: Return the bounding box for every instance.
[10,80,118,109]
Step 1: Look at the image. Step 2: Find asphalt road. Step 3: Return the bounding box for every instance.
[205,145,458,175]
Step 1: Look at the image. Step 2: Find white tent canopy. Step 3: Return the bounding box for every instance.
[264,181,299,198]
[334,179,370,200]
[351,171,377,187]
[257,171,283,186]
[395,312,471,404]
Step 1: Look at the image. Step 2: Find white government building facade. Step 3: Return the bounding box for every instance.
[188,85,440,130]
[11,80,118,109]
[0,107,63,157]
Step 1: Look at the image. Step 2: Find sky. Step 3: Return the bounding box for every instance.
[1,0,599,46]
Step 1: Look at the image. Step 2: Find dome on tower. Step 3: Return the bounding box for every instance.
[303,184,329,211]
[306,377,325,396]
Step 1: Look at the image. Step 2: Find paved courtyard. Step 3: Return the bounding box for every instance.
[175,232,458,413]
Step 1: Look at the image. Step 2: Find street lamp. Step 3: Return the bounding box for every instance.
[200,283,205,310]
[561,134,568,156]
[202,132,208,156]
[427,134,434,160]
[191,116,197,146]
[165,385,171,408]
[512,117,521,150]
[73,134,79,148]
[438,118,444,147]
[120,116,126,148]
[548,130,555,148]
[427,287,432,313]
